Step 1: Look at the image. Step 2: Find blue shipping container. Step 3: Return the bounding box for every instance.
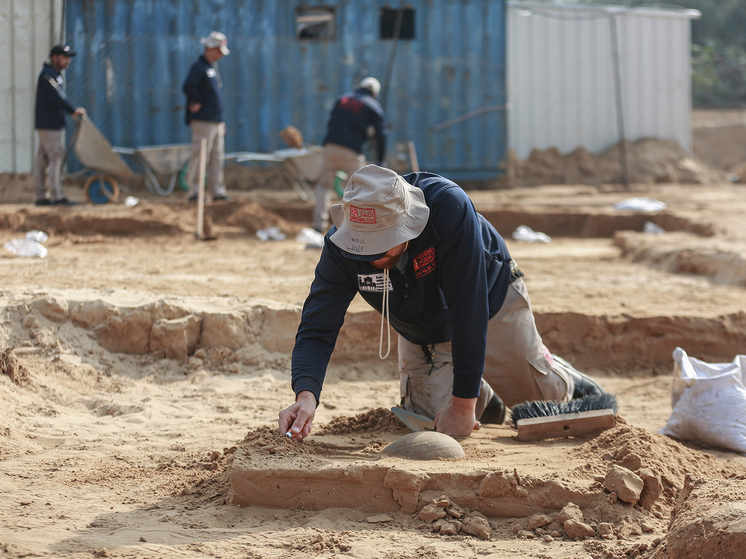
[65,0,507,180]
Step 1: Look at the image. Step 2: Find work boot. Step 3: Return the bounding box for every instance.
[553,355,606,399]
[479,393,506,425]
[35,198,52,206]
[53,197,78,206]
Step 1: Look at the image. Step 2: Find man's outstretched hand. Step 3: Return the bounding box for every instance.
[278,391,316,441]
[434,396,480,438]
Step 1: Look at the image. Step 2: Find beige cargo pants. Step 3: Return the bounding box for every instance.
[398,277,574,420]
[186,120,227,198]
[312,143,366,231]
[34,129,66,202]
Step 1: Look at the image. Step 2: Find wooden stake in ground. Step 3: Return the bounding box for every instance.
[408,141,419,172]
[195,138,207,240]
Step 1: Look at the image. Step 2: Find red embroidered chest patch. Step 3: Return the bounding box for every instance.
[349,206,376,223]
[413,247,436,278]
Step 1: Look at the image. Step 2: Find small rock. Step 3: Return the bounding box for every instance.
[564,519,595,539]
[518,530,535,538]
[543,535,554,542]
[511,524,523,533]
[418,504,446,523]
[550,531,561,538]
[139,537,147,542]
[604,465,644,505]
[462,515,492,540]
[528,513,552,530]
[597,522,614,538]
[640,519,655,532]
[433,518,458,535]
[558,502,584,524]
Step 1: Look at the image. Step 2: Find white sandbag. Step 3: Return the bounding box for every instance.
[660,347,746,454]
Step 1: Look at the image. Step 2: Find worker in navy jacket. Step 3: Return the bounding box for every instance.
[182,31,231,202]
[311,77,388,232]
[34,45,86,206]
[280,165,605,439]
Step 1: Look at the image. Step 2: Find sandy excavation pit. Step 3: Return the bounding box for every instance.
[2,171,746,557]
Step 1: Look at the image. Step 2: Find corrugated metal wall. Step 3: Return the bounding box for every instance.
[63,0,508,180]
[507,2,698,160]
[1,0,63,173]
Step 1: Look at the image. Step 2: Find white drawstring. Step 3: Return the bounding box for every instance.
[379,267,391,359]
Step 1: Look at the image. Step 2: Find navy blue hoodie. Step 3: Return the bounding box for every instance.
[323,88,387,164]
[182,55,224,124]
[35,64,77,130]
[291,172,513,404]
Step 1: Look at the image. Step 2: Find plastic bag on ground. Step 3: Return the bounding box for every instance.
[659,347,746,454]
[295,227,325,249]
[4,239,48,258]
[512,225,551,243]
[256,226,286,242]
[613,197,667,212]
[25,230,49,243]
[643,221,665,235]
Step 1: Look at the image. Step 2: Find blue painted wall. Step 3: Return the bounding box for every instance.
[65,0,506,180]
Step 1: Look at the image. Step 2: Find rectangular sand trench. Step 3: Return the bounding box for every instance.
[228,424,606,517]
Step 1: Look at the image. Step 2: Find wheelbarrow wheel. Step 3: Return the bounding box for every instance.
[84,174,120,204]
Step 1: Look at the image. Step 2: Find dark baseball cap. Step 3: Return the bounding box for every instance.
[50,45,76,57]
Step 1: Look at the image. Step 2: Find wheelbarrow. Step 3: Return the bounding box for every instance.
[232,145,323,201]
[65,115,191,203]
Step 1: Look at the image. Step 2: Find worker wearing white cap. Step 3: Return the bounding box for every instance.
[311,77,388,232]
[182,31,232,202]
[280,165,605,439]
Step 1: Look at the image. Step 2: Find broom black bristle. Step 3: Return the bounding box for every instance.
[510,394,618,427]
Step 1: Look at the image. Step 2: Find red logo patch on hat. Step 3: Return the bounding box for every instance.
[413,247,436,278]
[349,206,376,224]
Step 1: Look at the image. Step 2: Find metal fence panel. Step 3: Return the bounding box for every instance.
[1,0,63,174]
[63,0,507,180]
[507,2,698,160]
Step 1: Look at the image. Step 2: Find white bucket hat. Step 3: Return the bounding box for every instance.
[329,165,430,260]
[201,31,230,55]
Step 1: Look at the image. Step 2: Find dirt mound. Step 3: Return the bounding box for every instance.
[575,419,744,509]
[223,201,303,235]
[317,407,410,435]
[0,204,185,236]
[505,139,727,186]
[238,425,355,457]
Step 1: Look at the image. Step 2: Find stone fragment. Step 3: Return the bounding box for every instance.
[518,530,535,538]
[476,470,512,498]
[558,502,584,524]
[597,522,614,538]
[604,465,644,504]
[639,469,663,510]
[433,518,458,535]
[418,504,446,523]
[640,519,655,532]
[564,519,595,539]
[543,535,554,542]
[462,515,492,540]
[528,513,553,530]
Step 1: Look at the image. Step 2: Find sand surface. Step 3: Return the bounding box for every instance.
[2,148,746,557]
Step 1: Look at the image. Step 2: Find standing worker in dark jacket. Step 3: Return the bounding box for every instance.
[312,77,387,232]
[34,45,86,206]
[182,31,232,202]
[280,165,605,439]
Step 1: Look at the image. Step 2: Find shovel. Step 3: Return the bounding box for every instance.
[391,407,435,432]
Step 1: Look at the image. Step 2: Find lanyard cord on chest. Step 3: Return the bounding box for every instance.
[379,267,391,360]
